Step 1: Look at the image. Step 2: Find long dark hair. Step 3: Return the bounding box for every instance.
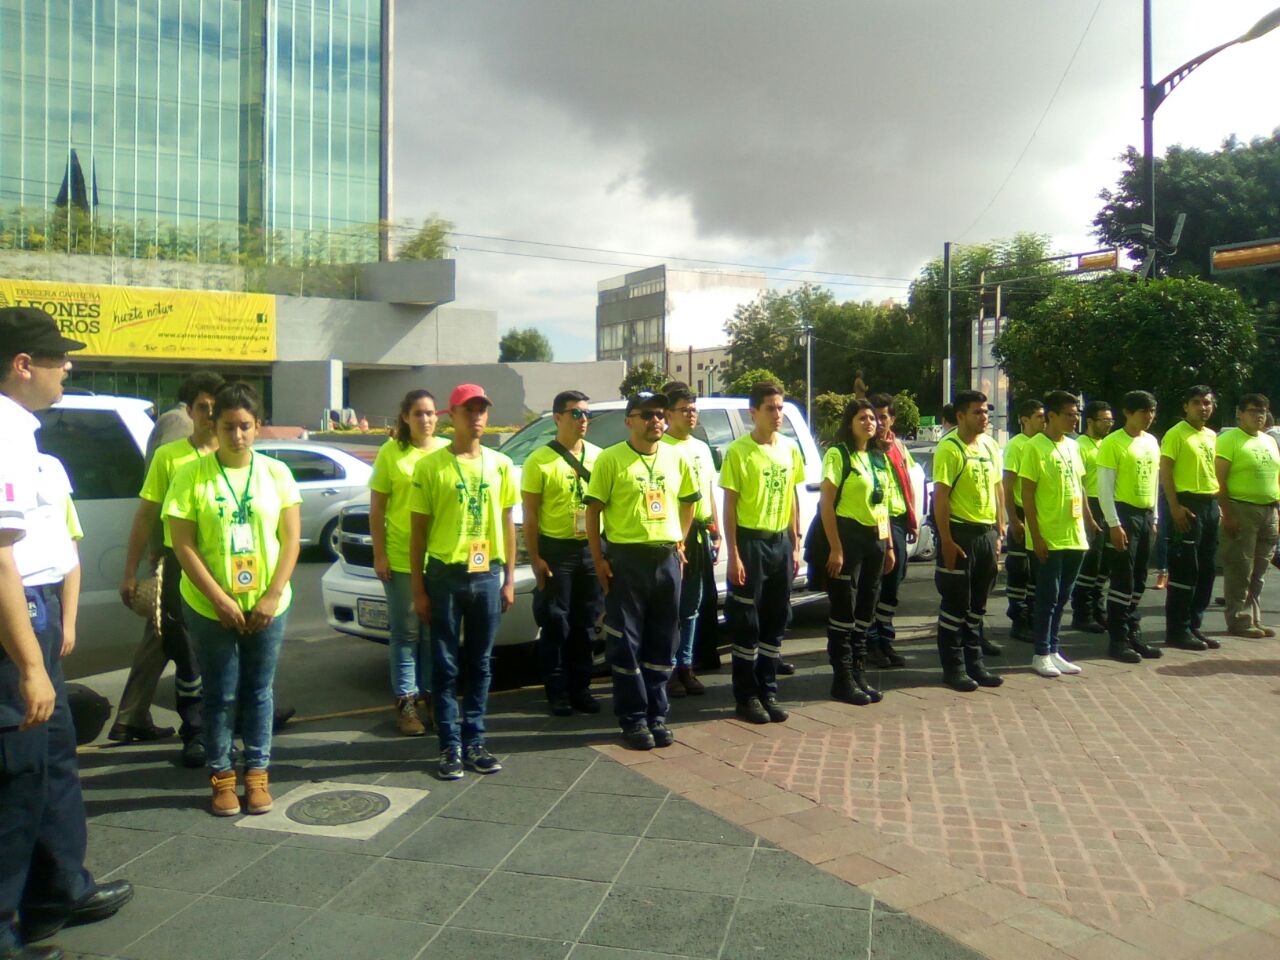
[396,389,437,449]
[835,398,876,451]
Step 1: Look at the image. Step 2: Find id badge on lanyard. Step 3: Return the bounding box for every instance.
[644,488,667,520]
[876,512,890,540]
[467,538,490,572]
[574,508,588,537]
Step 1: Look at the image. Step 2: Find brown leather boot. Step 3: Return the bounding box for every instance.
[210,769,239,817]
[244,768,273,815]
[678,666,706,695]
[396,696,426,736]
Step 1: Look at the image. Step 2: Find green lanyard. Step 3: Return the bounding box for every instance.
[217,454,255,524]
[451,451,488,534]
[632,444,659,489]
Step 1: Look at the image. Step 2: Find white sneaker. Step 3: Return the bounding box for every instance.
[1050,652,1082,674]
[1032,654,1061,677]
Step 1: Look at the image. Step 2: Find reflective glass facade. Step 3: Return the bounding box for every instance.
[0,0,386,263]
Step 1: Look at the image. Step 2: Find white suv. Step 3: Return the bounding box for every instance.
[34,393,155,679]
[321,397,928,649]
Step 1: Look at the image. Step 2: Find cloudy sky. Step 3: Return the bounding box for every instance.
[391,0,1280,361]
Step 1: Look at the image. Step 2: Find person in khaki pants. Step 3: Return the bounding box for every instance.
[1215,393,1280,638]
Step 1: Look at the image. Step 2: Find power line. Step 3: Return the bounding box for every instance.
[956,0,1105,242]
[446,230,915,284]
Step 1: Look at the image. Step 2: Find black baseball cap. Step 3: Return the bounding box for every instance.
[625,391,668,414]
[0,307,87,355]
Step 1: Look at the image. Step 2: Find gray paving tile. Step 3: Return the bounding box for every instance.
[114,834,271,893]
[573,761,669,798]
[54,884,196,956]
[740,848,872,909]
[86,825,171,877]
[118,895,312,960]
[438,781,563,825]
[390,816,530,868]
[451,871,608,941]
[722,895,870,960]
[493,754,593,790]
[89,802,211,836]
[645,798,757,846]
[542,790,663,836]
[868,911,986,959]
[419,926,571,960]
[616,837,753,895]
[336,858,488,924]
[212,845,378,907]
[260,909,437,960]
[581,884,734,958]
[568,947,679,960]
[504,826,638,882]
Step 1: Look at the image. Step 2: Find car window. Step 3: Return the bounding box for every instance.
[36,408,145,499]
[696,409,736,470]
[265,448,346,482]
[501,411,631,466]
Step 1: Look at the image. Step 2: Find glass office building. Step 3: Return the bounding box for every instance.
[0,0,388,262]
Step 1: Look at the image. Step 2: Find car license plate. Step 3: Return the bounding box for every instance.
[357,598,389,630]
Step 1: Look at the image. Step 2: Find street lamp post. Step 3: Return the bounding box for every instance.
[1142,2,1280,237]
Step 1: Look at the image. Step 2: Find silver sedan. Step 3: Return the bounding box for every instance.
[253,440,374,558]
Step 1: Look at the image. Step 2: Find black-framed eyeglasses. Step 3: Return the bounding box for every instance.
[634,410,665,422]
[559,408,592,420]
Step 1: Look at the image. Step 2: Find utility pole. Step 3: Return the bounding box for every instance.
[803,324,814,426]
[943,242,953,404]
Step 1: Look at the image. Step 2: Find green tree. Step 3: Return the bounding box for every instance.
[908,233,1060,406]
[395,215,454,260]
[725,367,783,398]
[619,360,668,397]
[498,326,554,362]
[891,390,920,437]
[993,274,1257,428]
[812,391,853,443]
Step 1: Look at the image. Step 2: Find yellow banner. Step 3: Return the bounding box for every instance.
[0,279,276,361]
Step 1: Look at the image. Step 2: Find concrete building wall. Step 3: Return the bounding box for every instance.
[512,361,626,415]
[271,360,344,429]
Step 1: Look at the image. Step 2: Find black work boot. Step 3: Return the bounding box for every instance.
[830,662,871,706]
[850,657,883,703]
[735,697,771,724]
[879,639,907,667]
[1071,609,1106,634]
[1108,635,1142,663]
[1009,617,1033,643]
[761,694,789,722]
[963,649,1004,687]
[1128,625,1162,659]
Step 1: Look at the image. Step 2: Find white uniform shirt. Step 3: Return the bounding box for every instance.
[14,455,79,586]
[0,391,39,552]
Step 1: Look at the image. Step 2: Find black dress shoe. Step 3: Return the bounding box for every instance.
[1192,629,1221,650]
[1166,633,1207,651]
[761,695,789,723]
[548,696,574,717]
[776,661,796,676]
[735,697,771,725]
[570,690,601,714]
[181,738,206,768]
[23,881,134,943]
[649,722,675,748]
[107,721,174,743]
[3,945,63,959]
[622,723,655,750]
[272,706,296,732]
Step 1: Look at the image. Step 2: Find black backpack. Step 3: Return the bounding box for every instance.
[803,444,852,592]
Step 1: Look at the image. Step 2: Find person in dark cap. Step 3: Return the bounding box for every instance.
[585,392,700,750]
[0,307,133,960]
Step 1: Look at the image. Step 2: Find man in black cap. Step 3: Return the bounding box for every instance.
[0,307,133,960]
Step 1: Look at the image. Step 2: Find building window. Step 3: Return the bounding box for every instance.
[627,278,665,298]
[696,362,704,370]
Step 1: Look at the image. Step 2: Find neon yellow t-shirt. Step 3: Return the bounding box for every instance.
[409,446,518,566]
[520,440,602,541]
[585,441,699,544]
[1161,420,1218,494]
[718,433,805,533]
[1078,434,1102,498]
[1018,434,1087,550]
[822,445,892,534]
[369,436,448,573]
[883,444,917,518]
[1216,427,1280,504]
[933,433,1002,525]
[142,437,206,548]
[1003,433,1032,508]
[662,433,717,523]
[163,453,303,620]
[1095,430,1159,509]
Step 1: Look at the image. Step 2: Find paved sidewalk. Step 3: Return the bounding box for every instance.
[64,683,980,960]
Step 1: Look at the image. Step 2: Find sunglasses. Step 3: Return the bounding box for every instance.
[633,410,666,422]
[559,408,592,420]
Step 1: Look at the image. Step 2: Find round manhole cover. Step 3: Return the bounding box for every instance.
[286,789,392,826]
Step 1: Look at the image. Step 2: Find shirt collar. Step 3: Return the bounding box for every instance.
[0,391,41,435]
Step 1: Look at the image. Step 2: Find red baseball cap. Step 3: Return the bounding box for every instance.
[448,383,492,408]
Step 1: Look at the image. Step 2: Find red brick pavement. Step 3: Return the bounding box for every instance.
[596,641,1280,959]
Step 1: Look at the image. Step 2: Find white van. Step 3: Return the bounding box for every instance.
[321,397,929,648]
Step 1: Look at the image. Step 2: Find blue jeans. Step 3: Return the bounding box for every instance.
[383,572,431,699]
[185,601,287,771]
[426,561,502,751]
[1031,550,1086,656]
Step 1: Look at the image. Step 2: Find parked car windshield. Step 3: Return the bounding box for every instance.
[500,410,631,466]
